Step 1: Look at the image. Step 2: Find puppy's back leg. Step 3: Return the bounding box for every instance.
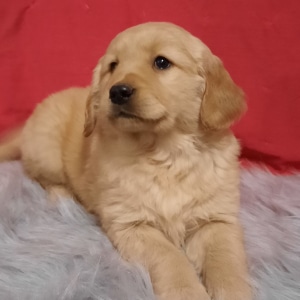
[21,98,70,198]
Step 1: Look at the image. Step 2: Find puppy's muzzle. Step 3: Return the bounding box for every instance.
[109,84,134,105]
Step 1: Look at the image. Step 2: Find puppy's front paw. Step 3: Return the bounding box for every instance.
[206,277,252,300]
[159,284,211,300]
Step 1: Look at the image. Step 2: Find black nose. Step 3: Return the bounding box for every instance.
[109,84,134,105]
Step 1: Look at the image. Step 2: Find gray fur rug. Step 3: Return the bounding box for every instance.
[0,162,299,300]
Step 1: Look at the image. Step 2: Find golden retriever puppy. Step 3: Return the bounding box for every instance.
[0,22,252,300]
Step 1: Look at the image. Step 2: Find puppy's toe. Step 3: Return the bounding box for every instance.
[159,284,211,300]
[206,277,252,300]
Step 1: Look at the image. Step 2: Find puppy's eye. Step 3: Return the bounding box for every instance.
[109,62,118,72]
[154,56,171,70]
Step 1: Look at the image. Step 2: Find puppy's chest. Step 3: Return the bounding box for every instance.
[98,150,221,244]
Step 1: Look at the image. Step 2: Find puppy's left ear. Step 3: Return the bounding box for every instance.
[84,59,102,137]
[200,55,246,130]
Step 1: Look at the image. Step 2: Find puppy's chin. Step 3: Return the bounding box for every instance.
[108,109,174,134]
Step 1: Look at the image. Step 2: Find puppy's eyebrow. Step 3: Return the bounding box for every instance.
[103,54,118,64]
[101,54,118,73]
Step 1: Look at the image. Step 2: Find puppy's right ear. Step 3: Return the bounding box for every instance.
[84,59,103,137]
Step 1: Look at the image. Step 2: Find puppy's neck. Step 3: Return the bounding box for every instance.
[101,130,202,161]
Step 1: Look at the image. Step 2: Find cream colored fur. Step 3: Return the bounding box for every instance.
[0,22,251,300]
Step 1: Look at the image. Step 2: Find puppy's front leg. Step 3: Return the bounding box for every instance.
[107,224,210,300]
[186,221,252,300]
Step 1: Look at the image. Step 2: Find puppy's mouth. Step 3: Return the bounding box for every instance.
[118,110,143,120]
[110,107,163,123]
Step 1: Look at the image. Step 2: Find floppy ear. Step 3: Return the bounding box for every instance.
[83,59,103,137]
[200,55,246,130]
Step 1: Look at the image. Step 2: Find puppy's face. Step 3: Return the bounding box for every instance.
[84,23,246,136]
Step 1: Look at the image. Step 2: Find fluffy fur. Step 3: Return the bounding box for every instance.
[1,162,299,300]
[0,162,155,300]
[240,167,300,300]
[0,22,250,300]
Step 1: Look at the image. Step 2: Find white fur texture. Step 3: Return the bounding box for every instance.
[0,162,299,300]
[0,162,155,300]
[240,167,300,300]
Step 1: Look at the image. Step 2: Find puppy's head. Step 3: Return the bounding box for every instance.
[84,22,246,137]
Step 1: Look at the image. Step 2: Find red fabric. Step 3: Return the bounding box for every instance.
[0,0,299,171]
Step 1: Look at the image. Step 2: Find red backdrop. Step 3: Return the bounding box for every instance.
[0,0,299,171]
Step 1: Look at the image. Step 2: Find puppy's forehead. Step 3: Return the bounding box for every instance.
[106,22,208,58]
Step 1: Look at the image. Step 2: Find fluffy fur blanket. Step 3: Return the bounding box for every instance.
[0,162,299,300]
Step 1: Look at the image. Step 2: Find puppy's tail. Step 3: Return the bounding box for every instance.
[0,126,23,162]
